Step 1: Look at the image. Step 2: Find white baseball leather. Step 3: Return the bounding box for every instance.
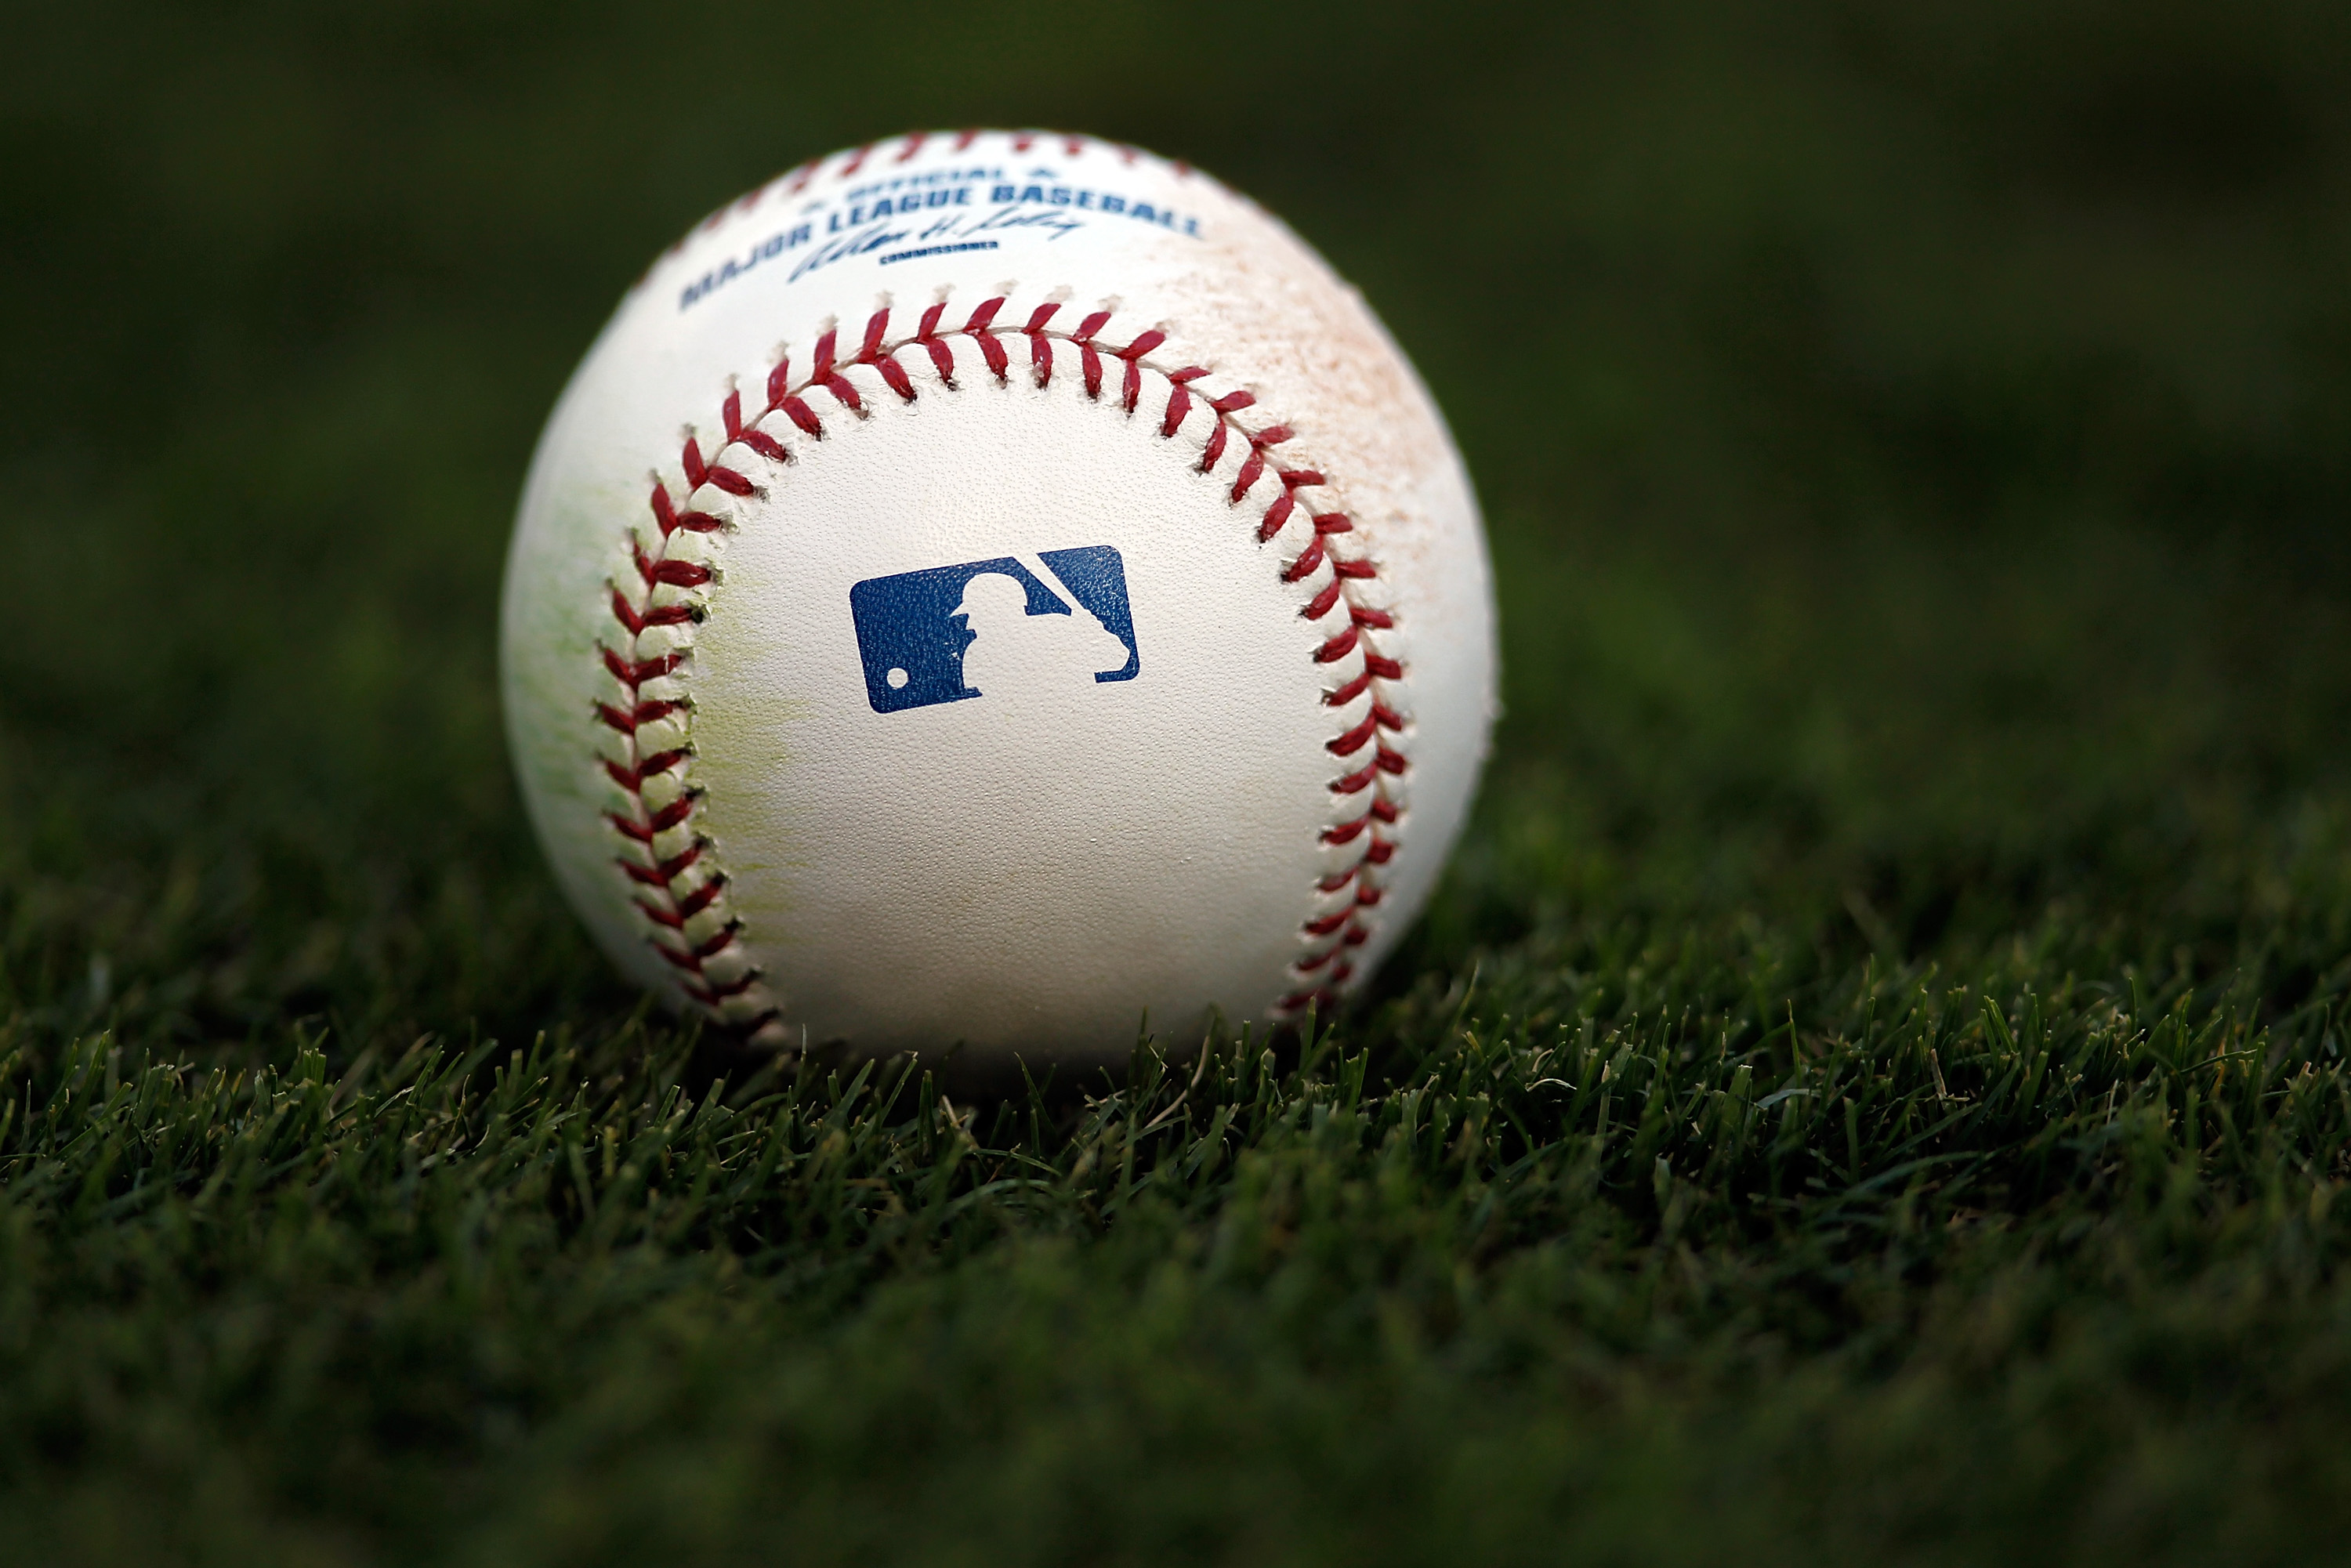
[502,131,1496,1066]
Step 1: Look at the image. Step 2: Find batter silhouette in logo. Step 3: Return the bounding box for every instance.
[849,545,1140,715]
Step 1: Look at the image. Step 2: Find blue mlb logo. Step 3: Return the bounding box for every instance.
[849,545,1141,715]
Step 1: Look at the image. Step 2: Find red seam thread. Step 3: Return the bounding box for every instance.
[598,291,1408,1026]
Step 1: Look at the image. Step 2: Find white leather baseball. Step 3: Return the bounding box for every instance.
[502,130,1497,1066]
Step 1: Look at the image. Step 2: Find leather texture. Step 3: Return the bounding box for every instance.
[502,132,1496,1066]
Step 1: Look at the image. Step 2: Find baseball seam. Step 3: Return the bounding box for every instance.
[596,296,1407,1034]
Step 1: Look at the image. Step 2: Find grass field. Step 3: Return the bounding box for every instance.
[11,2,2351,1561]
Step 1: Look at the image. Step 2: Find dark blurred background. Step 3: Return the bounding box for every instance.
[8,0,2351,1046]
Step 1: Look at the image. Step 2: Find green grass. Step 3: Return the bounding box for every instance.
[11,0,2351,1560]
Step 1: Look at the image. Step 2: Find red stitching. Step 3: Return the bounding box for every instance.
[597,288,1409,1027]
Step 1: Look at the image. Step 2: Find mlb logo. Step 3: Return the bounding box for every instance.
[849,545,1141,715]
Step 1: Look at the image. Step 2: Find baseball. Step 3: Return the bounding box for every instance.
[502,130,1497,1067]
